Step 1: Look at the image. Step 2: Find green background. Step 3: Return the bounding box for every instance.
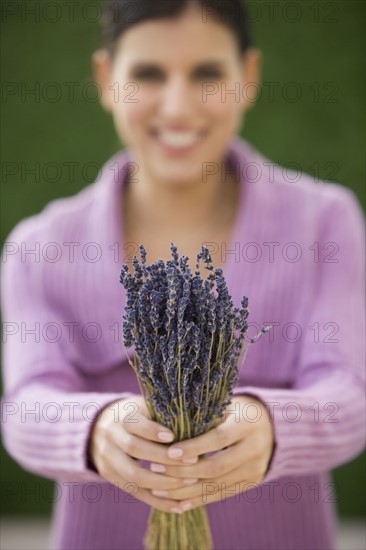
[1,0,365,518]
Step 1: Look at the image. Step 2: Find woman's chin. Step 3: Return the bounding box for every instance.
[150,167,203,188]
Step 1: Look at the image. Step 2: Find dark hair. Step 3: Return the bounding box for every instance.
[100,0,253,57]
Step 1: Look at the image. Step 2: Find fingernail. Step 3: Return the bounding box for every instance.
[152,490,168,497]
[158,431,174,442]
[182,502,192,511]
[171,507,184,514]
[150,463,166,473]
[183,478,198,485]
[182,457,198,464]
[168,447,183,458]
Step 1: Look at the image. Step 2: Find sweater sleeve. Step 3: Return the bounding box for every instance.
[0,220,138,483]
[233,187,366,483]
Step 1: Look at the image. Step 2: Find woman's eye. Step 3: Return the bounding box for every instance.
[133,69,164,81]
[195,70,223,80]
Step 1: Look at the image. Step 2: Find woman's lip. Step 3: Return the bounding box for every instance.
[151,127,205,133]
[149,129,207,155]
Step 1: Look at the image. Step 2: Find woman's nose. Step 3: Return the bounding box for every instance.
[159,76,196,119]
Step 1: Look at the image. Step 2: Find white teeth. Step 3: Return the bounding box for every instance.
[157,131,200,148]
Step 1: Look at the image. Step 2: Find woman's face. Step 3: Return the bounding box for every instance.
[93,4,261,187]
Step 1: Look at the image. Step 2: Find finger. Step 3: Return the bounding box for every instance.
[123,409,176,444]
[106,445,197,491]
[171,470,263,510]
[99,459,186,514]
[111,426,198,466]
[158,436,264,480]
[149,456,267,502]
[183,465,266,510]
[108,418,177,465]
[164,421,242,463]
[150,459,202,478]
[113,398,176,443]
[137,487,187,514]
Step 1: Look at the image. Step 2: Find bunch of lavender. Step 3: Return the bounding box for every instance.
[119,243,270,550]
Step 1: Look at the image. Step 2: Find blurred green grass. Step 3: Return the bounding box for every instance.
[1,0,365,516]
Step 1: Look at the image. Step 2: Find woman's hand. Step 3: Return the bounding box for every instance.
[148,395,275,511]
[88,395,200,513]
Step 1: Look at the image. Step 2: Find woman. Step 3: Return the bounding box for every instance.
[1,1,365,549]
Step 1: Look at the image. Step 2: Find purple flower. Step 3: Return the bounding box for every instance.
[119,242,269,438]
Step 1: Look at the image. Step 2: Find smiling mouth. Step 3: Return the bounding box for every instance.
[150,128,207,152]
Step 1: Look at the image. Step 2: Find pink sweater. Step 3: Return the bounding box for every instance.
[1,136,365,549]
